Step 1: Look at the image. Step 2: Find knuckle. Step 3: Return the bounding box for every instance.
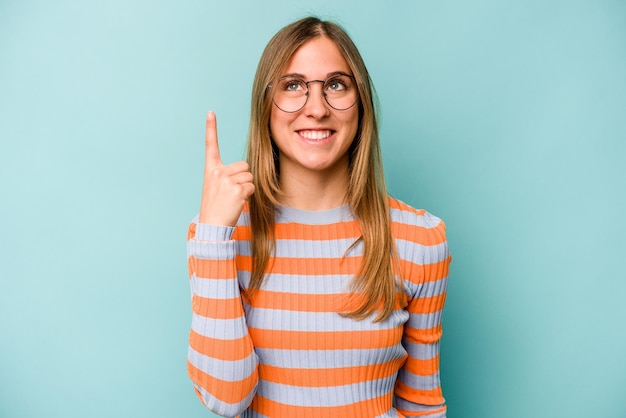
[208,166,222,178]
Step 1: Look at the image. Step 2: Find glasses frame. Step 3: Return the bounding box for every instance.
[269,74,359,113]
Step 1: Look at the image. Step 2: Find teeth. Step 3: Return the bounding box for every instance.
[299,130,332,140]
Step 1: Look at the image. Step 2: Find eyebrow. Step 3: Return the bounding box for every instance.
[279,71,353,79]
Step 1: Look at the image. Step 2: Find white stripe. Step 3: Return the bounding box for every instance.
[390,207,443,229]
[191,313,249,340]
[245,308,408,332]
[256,346,406,368]
[257,375,396,407]
[192,275,241,299]
[407,310,444,330]
[193,384,256,417]
[188,345,257,382]
[397,368,441,391]
[256,273,352,294]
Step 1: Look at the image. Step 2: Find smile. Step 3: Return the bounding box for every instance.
[298,130,334,140]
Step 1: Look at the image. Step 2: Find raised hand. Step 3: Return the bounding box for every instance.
[199,111,255,226]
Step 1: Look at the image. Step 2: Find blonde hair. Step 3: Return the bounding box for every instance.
[246,17,401,322]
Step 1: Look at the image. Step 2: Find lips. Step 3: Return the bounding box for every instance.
[297,129,334,141]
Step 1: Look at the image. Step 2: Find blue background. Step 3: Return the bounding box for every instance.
[1,1,625,417]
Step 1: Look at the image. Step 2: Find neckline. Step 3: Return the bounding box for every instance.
[275,204,354,225]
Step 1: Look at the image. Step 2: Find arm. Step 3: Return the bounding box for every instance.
[187,219,258,417]
[394,212,451,418]
[187,111,258,416]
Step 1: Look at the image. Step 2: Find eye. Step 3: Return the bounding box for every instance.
[325,75,351,93]
[279,78,305,92]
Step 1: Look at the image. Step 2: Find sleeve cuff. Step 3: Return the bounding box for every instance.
[195,223,235,241]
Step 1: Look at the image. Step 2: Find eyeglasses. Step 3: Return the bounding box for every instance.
[269,73,358,113]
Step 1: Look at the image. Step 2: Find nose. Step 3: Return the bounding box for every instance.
[303,81,330,118]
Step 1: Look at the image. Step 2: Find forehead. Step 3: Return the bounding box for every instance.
[282,36,352,77]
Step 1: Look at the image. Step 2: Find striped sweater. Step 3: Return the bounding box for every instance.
[186,198,451,417]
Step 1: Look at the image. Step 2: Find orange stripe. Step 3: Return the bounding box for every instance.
[248,327,403,350]
[250,290,405,314]
[259,356,406,387]
[274,220,361,240]
[189,329,253,361]
[187,361,257,404]
[189,256,237,279]
[407,293,447,315]
[188,222,197,240]
[403,355,440,376]
[400,256,451,285]
[396,404,447,417]
[251,392,393,418]
[223,221,362,242]
[391,221,446,246]
[403,325,443,345]
[251,290,343,312]
[233,225,251,240]
[394,381,444,407]
[192,295,244,319]
[236,255,362,275]
[388,198,426,215]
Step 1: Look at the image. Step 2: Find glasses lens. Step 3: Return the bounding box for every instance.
[273,77,308,113]
[323,75,357,110]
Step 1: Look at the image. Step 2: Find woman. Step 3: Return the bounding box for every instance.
[186,17,451,418]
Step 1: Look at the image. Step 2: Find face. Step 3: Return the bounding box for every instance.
[269,36,359,180]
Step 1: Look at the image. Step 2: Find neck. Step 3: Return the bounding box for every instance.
[278,162,350,211]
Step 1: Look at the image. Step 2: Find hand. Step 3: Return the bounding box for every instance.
[199,111,255,226]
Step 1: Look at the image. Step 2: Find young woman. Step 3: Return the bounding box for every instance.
[186,17,451,418]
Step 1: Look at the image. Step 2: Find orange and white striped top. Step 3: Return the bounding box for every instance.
[186,198,451,417]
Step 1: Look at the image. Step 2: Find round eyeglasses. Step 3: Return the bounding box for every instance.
[269,73,358,113]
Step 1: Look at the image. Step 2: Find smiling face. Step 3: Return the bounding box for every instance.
[269,36,359,182]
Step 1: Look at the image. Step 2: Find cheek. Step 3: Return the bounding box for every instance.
[345,110,360,138]
[269,109,290,137]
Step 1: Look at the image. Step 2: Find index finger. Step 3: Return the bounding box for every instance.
[205,111,222,167]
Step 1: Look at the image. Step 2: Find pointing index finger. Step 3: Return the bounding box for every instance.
[205,111,222,167]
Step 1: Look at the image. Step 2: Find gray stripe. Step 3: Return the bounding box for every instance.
[235,237,362,258]
[417,276,448,298]
[397,368,441,391]
[246,308,408,332]
[407,310,444,330]
[256,374,396,407]
[192,275,241,299]
[191,313,249,340]
[256,345,406,368]
[375,410,408,418]
[195,223,235,241]
[187,239,236,260]
[241,410,269,418]
[188,346,257,382]
[275,205,355,224]
[254,273,352,294]
[396,240,449,265]
[194,384,256,418]
[394,396,446,416]
[402,340,441,361]
[390,207,443,229]
[404,277,448,299]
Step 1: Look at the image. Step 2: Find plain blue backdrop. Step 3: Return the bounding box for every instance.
[1,1,625,417]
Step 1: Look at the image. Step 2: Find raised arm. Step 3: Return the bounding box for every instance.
[186,112,257,417]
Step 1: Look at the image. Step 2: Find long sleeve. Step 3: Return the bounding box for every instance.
[187,218,259,417]
[392,204,451,418]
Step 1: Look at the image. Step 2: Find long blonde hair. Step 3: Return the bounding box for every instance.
[246,17,401,322]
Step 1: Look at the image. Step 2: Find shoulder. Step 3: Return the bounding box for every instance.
[388,197,447,246]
